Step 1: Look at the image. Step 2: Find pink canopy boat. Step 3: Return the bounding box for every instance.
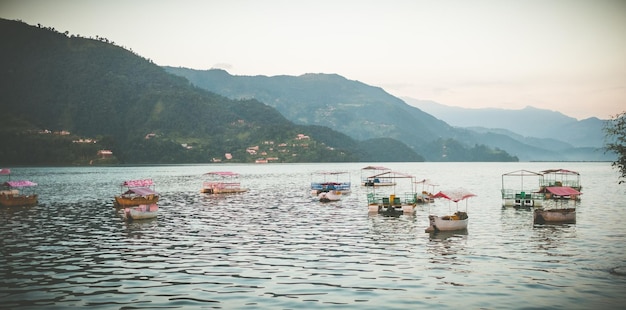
[114,179,159,207]
[0,178,38,207]
[201,172,248,194]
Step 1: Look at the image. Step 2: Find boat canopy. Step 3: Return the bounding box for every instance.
[543,186,581,196]
[541,169,580,176]
[0,168,11,175]
[3,180,37,187]
[204,171,239,177]
[124,187,158,196]
[502,169,543,177]
[433,189,476,202]
[361,166,390,171]
[122,179,154,187]
[368,171,414,179]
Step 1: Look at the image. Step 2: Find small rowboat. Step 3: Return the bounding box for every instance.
[425,188,476,232]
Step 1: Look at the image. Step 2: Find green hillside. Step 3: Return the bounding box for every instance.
[164,67,519,162]
[0,19,423,165]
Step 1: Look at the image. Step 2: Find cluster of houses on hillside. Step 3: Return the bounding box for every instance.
[211,133,313,163]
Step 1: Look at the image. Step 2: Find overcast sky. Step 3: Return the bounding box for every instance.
[2,0,625,120]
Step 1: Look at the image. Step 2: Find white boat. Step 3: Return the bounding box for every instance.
[501,170,544,208]
[201,171,248,194]
[425,188,476,232]
[124,203,158,221]
[318,190,342,202]
[311,171,351,202]
[361,166,396,187]
[366,171,419,214]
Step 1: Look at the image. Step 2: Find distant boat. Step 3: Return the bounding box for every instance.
[361,166,396,187]
[201,171,248,194]
[501,170,544,208]
[114,179,159,207]
[540,169,582,199]
[366,170,419,214]
[0,168,38,207]
[311,171,351,202]
[425,188,476,232]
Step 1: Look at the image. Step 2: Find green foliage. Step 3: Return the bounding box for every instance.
[357,138,425,162]
[3,18,417,165]
[604,111,626,184]
[423,138,518,162]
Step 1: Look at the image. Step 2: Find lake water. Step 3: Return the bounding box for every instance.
[1,162,625,309]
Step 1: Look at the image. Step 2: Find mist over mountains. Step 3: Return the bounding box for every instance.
[165,67,613,162]
[403,98,606,148]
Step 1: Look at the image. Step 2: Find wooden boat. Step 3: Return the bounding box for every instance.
[0,180,38,207]
[366,171,418,214]
[124,203,158,221]
[311,171,351,202]
[114,179,159,207]
[501,170,544,208]
[361,166,396,187]
[201,171,248,194]
[0,169,38,207]
[425,189,476,232]
[533,208,576,224]
[533,187,580,224]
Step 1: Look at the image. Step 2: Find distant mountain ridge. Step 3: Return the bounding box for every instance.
[403,98,606,148]
[164,67,612,161]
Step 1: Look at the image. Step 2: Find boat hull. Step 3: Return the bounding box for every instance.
[318,190,342,202]
[0,193,38,207]
[201,187,248,194]
[533,208,576,224]
[125,204,158,220]
[114,195,159,207]
[425,214,468,232]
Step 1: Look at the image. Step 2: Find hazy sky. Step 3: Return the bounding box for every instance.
[2,0,625,120]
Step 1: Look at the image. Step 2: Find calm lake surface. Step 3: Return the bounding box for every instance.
[1,162,625,309]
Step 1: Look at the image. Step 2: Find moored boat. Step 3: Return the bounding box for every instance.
[533,208,576,224]
[533,187,580,224]
[201,171,248,194]
[114,179,159,207]
[425,188,475,232]
[366,171,418,214]
[361,166,396,187]
[501,170,544,208]
[124,203,158,221]
[0,169,38,207]
[540,169,582,198]
[0,180,38,207]
[311,171,351,202]
[414,178,437,203]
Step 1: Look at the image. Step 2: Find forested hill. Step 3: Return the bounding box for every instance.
[0,18,424,164]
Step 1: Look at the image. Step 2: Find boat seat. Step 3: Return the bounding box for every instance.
[382,197,390,206]
[393,197,401,205]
